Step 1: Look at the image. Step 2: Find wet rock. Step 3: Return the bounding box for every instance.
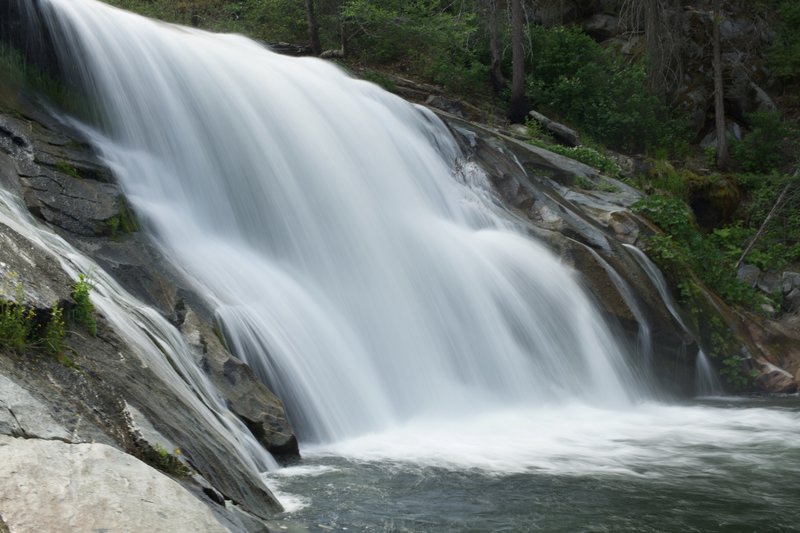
[782,272,800,294]
[607,210,640,244]
[0,113,127,238]
[755,362,798,394]
[583,13,619,41]
[785,288,800,313]
[0,374,71,441]
[757,272,783,295]
[0,435,228,533]
[182,309,299,459]
[425,95,467,118]
[737,264,760,287]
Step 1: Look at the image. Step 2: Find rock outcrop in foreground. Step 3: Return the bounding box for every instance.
[1,95,297,530]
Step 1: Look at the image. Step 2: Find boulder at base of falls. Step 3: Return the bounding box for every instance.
[755,363,798,394]
[0,435,228,533]
[182,309,299,460]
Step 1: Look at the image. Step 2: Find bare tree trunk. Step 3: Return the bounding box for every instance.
[507,0,527,123]
[736,178,796,270]
[487,0,506,93]
[640,0,683,98]
[305,0,322,56]
[713,0,729,169]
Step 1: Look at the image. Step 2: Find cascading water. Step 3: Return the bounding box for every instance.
[9,2,800,530]
[30,0,644,444]
[623,243,724,396]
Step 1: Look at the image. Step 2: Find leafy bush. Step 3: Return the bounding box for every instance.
[0,273,35,352]
[341,0,487,93]
[43,303,66,357]
[529,139,621,177]
[767,1,800,83]
[730,112,796,173]
[632,195,759,308]
[524,26,684,153]
[71,274,97,336]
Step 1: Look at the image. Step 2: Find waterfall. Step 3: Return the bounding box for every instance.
[695,349,724,396]
[28,0,647,444]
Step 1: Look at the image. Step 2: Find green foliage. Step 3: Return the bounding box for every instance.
[43,303,66,357]
[0,273,35,352]
[528,138,622,177]
[635,159,715,198]
[71,274,97,336]
[632,195,696,241]
[767,1,800,83]
[632,195,759,309]
[342,0,487,93]
[734,171,800,270]
[0,43,82,113]
[150,443,191,477]
[524,26,684,153]
[106,199,138,238]
[358,68,397,92]
[55,161,82,180]
[1,274,68,362]
[730,112,797,173]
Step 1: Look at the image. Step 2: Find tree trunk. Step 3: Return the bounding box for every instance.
[736,178,796,270]
[304,0,322,56]
[642,0,683,98]
[507,0,527,123]
[713,0,729,169]
[487,0,506,93]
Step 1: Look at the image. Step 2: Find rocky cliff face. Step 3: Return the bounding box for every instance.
[0,94,298,530]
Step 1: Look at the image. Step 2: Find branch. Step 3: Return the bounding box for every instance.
[735,171,798,270]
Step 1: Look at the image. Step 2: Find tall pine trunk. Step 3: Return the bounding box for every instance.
[713,0,729,169]
[487,0,506,92]
[305,0,322,55]
[507,0,527,123]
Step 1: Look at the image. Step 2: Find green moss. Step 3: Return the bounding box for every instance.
[105,197,139,238]
[55,161,82,180]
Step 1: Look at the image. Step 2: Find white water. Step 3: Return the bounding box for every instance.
[9,3,800,524]
[623,244,725,395]
[33,0,644,445]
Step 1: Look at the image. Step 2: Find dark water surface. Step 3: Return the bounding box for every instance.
[266,398,800,532]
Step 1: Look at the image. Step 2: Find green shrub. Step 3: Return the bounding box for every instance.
[632,195,759,308]
[43,303,66,357]
[0,273,35,352]
[524,26,684,153]
[734,171,800,270]
[730,112,796,173]
[71,274,97,336]
[341,0,487,93]
[149,443,191,477]
[529,139,621,177]
[767,1,800,83]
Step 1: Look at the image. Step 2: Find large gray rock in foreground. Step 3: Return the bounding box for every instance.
[0,435,228,533]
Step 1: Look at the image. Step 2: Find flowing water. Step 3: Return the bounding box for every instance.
[13,0,800,529]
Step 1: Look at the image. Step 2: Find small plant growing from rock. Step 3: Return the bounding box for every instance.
[43,303,65,356]
[71,274,97,336]
[0,272,35,352]
[151,443,191,477]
